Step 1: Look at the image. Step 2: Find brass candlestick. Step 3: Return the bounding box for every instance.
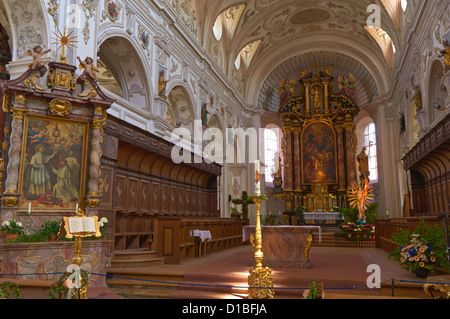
[248,196,275,299]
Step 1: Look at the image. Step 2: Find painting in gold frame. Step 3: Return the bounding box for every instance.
[18,115,89,211]
[301,121,338,185]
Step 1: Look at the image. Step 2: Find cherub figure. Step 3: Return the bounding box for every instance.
[77,56,98,82]
[28,46,51,69]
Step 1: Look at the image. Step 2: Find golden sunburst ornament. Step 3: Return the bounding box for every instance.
[347,178,374,224]
[51,27,78,64]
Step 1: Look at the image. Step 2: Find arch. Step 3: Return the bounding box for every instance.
[167,85,197,134]
[98,34,152,110]
[426,59,448,126]
[245,36,390,106]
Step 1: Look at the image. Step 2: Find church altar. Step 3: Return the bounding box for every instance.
[243,226,321,269]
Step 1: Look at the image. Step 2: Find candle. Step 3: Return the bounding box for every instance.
[386,211,389,218]
[269,211,272,216]
[75,203,79,213]
[28,202,31,215]
[255,160,261,195]
[279,211,281,216]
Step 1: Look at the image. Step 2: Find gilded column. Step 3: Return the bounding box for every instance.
[283,127,293,191]
[336,125,346,189]
[86,107,107,208]
[305,84,310,113]
[293,127,301,191]
[324,82,330,113]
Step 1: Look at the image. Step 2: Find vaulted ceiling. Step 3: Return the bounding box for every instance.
[199,0,400,112]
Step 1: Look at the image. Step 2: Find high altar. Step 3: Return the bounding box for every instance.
[274,65,360,218]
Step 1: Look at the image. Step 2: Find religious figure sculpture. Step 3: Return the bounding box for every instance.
[436,40,450,72]
[357,147,370,181]
[338,74,356,100]
[77,56,98,82]
[311,86,322,111]
[347,179,374,225]
[412,85,423,111]
[28,46,51,70]
[158,70,167,97]
[279,79,295,106]
[399,111,406,134]
[201,102,209,125]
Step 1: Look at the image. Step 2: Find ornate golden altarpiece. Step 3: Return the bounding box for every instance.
[0,44,114,226]
[274,66,360,213]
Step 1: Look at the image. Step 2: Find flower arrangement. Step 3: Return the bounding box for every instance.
[390,220,450,276]
[98,217,108,238]
[396,234,437,272]
[338,222,375,241]
[1,219,24,235]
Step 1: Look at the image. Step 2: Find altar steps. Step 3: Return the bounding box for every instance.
[311,227,339,247]
[311,227,376,248]
[109,249,166,268]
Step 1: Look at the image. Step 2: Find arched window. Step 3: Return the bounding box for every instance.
[264,126,281,184]
[363,123,378,182]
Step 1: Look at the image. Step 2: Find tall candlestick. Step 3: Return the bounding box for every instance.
[255,160,261,195]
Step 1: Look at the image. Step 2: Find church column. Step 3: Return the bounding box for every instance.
[336,125,347,206]
[2,95,27,207]
[293,127,301,192]
[344,122,357,187]
[378,104,402,217]
[282,127,293,191]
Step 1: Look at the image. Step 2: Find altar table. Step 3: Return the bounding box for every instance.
[243,226,321,269]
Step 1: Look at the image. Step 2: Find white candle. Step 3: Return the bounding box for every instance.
[28,202,31,215]
[279,211,281,216]
[255,160,261,195]
[75,203,79,213]
[386,211,389,218]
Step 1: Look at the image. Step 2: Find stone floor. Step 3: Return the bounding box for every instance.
[103,244,449,299]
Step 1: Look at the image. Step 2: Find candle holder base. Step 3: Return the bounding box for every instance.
[248,266,275,299]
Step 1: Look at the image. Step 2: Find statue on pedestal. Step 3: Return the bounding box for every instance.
[357,147,370,181]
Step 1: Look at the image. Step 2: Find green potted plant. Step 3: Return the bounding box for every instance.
[1,219,24,240]
[390,220,450,278]
[41,220,61,241]
[0,282,21,299]
[294,206,308,225]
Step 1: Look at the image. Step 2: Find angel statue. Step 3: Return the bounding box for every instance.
[28,46,51,70]
[347,178,374,225]
[77,56,98,82]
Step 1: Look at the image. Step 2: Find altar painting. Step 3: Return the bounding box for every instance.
[19,116,88,210]
[301,122,337,185]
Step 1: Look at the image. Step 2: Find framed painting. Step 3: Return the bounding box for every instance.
[301,121,338,185]
[18,115,89,211]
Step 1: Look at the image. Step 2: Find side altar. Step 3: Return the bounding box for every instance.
[273,65,360,218]
[0,37,115,291]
